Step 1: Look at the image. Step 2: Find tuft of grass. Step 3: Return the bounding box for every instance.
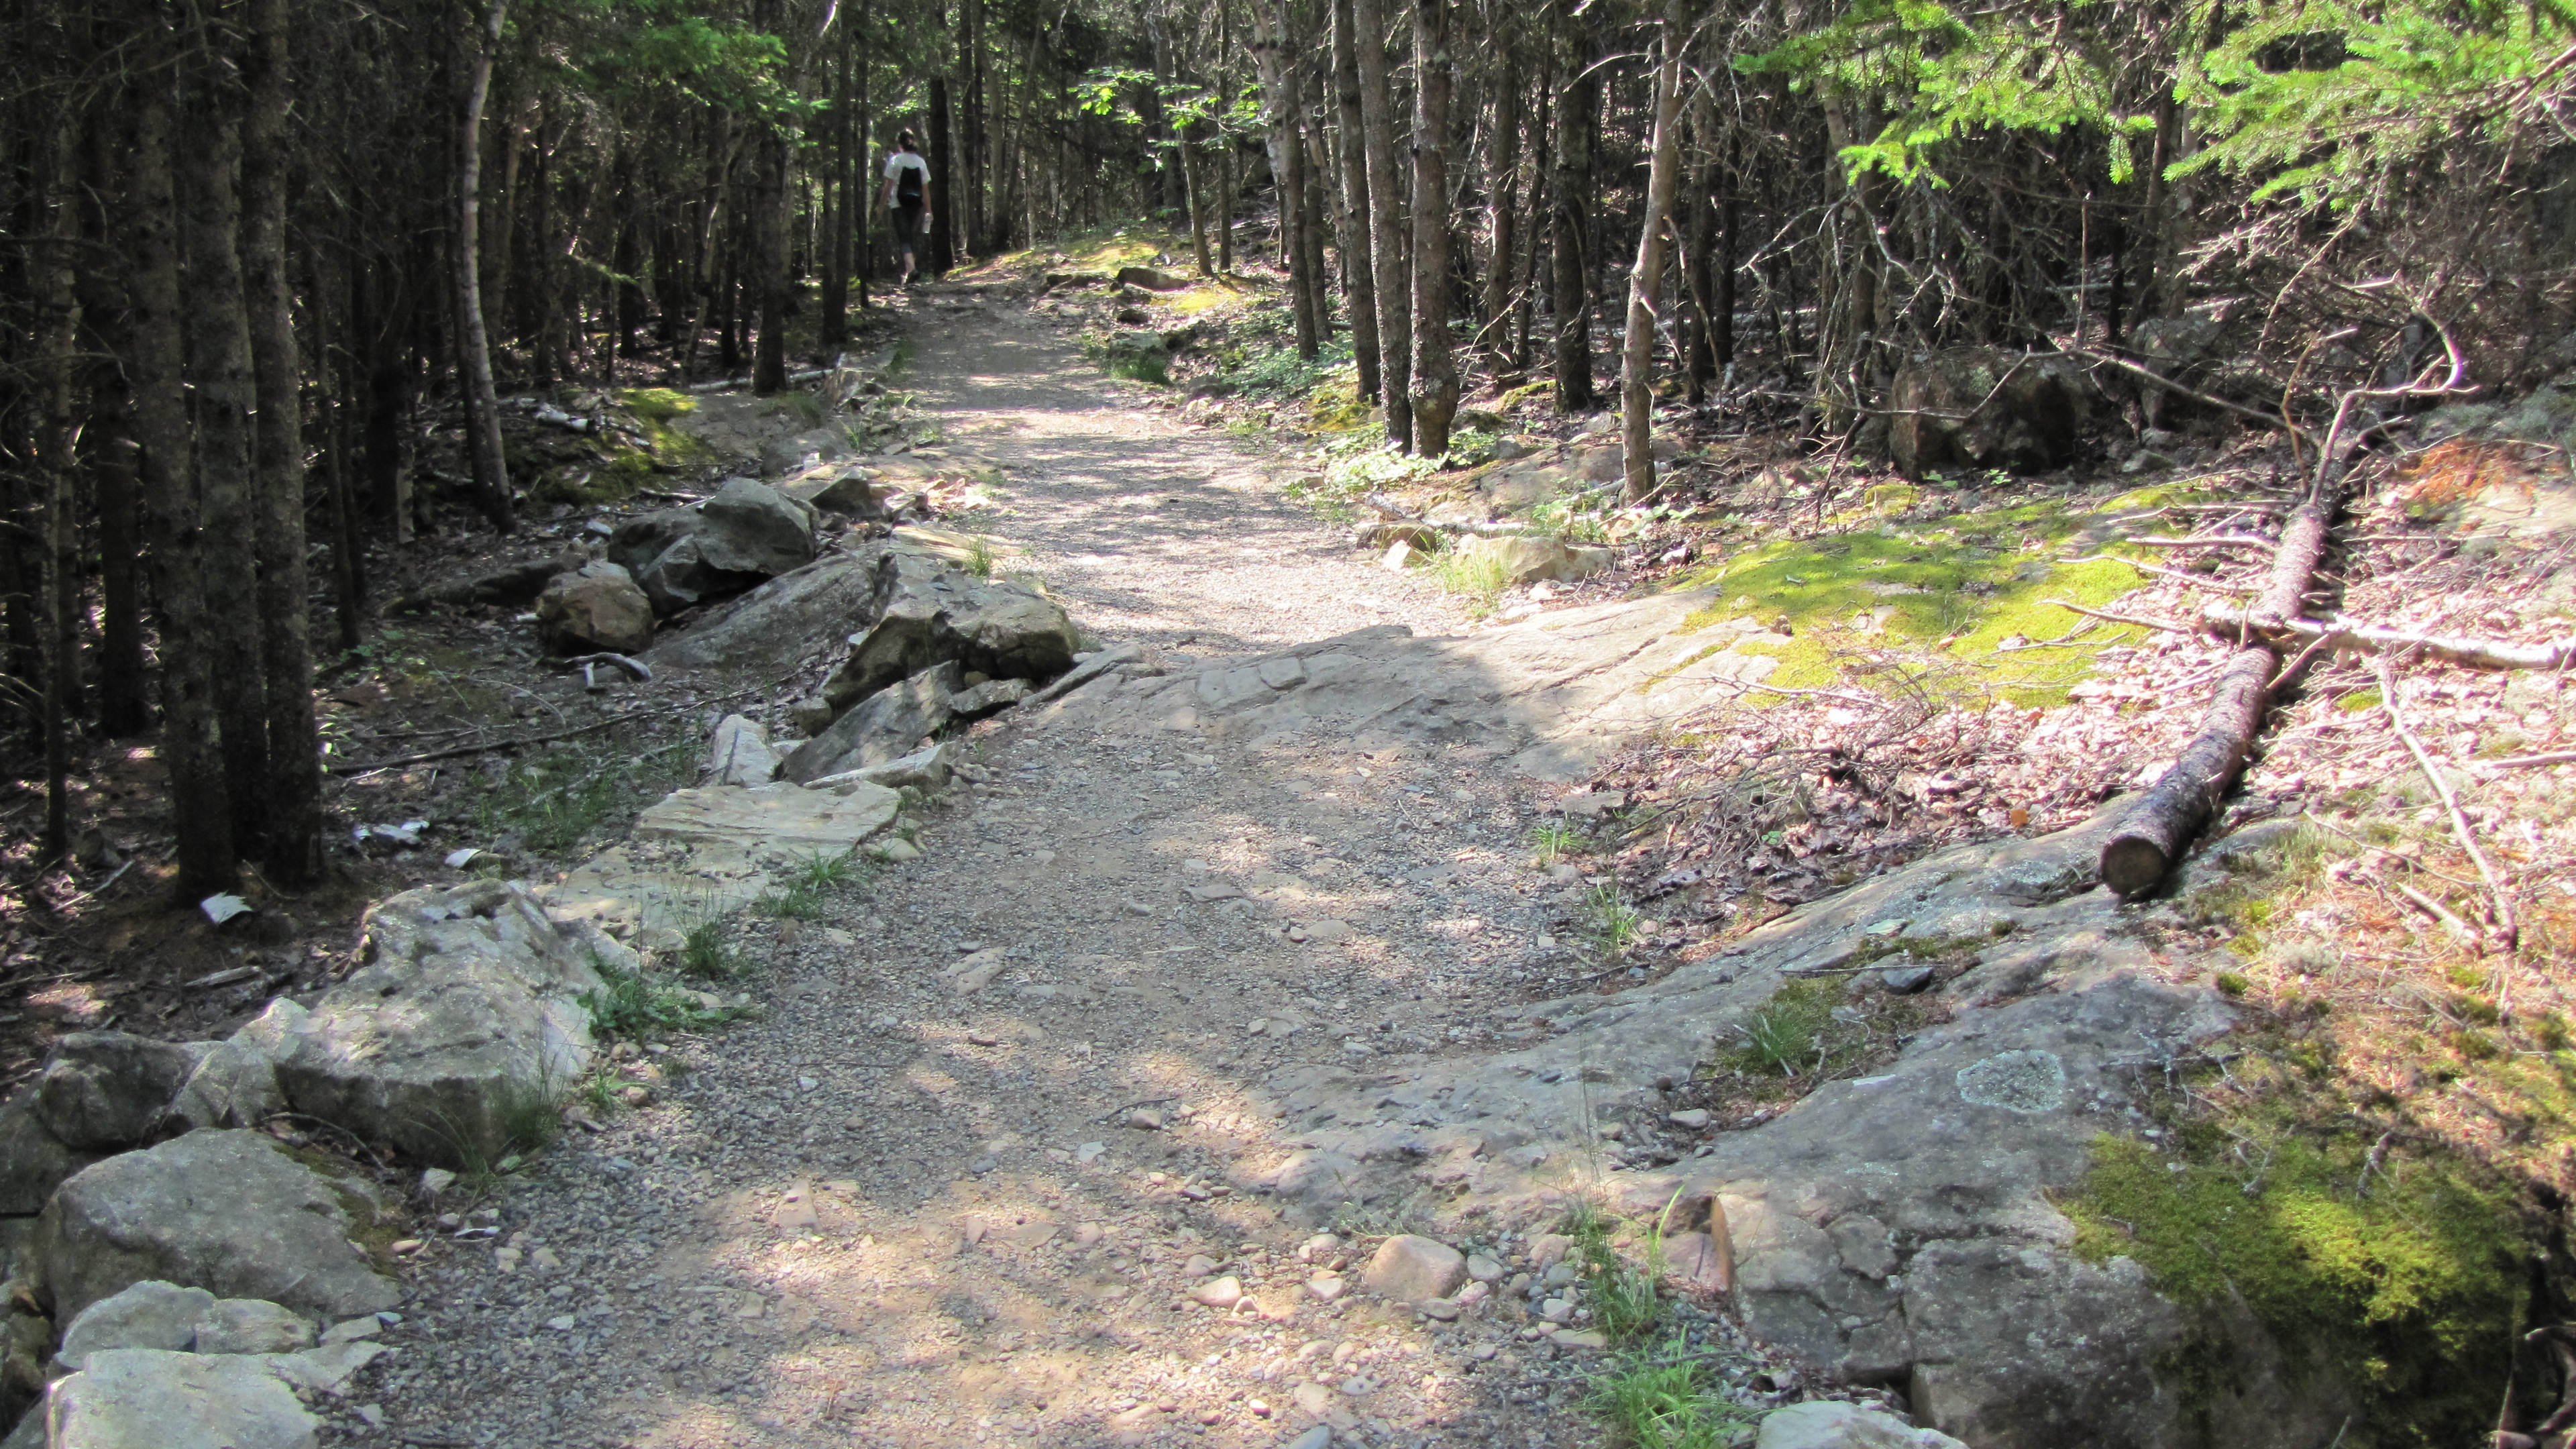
[680,918,748,981]
[753,851,866,920]
[1564,1201,1666,1346]
[1421,543,1513,618]
[1584,1348,1751,1449]
[961,534,998,579]
[774,389,826,425]
[1577,882,1644,961]
[580,955,744,1041]
[1528,822,1586,867]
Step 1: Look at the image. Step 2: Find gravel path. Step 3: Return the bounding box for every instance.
[335,290,1638,1449]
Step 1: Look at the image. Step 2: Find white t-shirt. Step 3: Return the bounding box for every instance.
[884,150,930,203]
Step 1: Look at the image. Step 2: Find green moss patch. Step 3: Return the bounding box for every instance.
[2066,1130,2523,1442]
[616,387,696,423]
[1670,499,2158,705]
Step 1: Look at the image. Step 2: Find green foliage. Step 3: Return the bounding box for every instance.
[580,956,744,1040]
[1564,1202,1667,1347]
[1584,1348,1752,1449]
[680,918,747,981]
[753,851,865,920]
[1527,821,1587,867]
[1729,978,1841,1077]
[961,534,999,579]
[472,736,694,855]
[2066,1132,2524,1440]
[1420,543,1513,617]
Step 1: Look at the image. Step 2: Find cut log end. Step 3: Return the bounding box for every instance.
[2100,834,2175,898]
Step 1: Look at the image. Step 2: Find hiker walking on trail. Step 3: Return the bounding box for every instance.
[881,129,934,288]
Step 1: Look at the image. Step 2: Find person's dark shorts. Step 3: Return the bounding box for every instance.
[894,202,924,258]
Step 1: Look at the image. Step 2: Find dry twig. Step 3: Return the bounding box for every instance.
[2375,659,2520,953]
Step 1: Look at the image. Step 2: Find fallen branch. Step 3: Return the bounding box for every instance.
[2376,659,2518,952]
[554,653,654,687]
[2099,329,2469,897]
[2479,751,2576,770]
[2037,599,2192,635]
[2391,878,2482,946]
[2127,534,2280,551]
[2071,348,2317,444]
[2199,606,2576,672]
[331,680,767,774]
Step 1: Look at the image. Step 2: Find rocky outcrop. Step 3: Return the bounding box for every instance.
[644,551,881,675]
[162,1001,305,1135]
[820,551,1079,712]
[275,881,627,1167]
[1451,535,1616,586]
[608,478,818,616]
[32,1131,398,1325]
[42,1348,320,1449]
[0,1091,101,1217]
[1887,348,2095,477]
[56,1282,318,1369]
[1756,1401,1966,1449]
[786,661,960,783]
[535,560,653,655]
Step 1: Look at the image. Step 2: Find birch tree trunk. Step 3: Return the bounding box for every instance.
[453,0,518,531]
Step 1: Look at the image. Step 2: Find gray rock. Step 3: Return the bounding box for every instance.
[56,1282,215,1369]
[0,1088,99,1216]
[164,1000,307,1134]
[782,467,900,520]
[784,661,961,784]
[1755,1401,1965,1449]
[1114,265,1189,291]
[189,1299,314,1357]
[760,428,853,478]
[704,714,782,786]
[645,550,881,675]
[276,880,625,1168]
[948,678,1032,721]
[806,740,957,794]
[820,551,1079,710]
[1878,965,1935,995]
[1451,535,1615,587]
[534,560,653,656]
[34,1130,397,1325]
[44,1348,319,1449]
[695,476,820,577]
[1888,348,2096,478]
[1358,1236,1466,1303]
[32,1033,199,1152]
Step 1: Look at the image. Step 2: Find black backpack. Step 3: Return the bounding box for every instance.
[896,158,924,206]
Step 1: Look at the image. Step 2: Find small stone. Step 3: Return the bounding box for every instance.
[356,1403,388,1428]
[1465,1254,1505,1282]
[1305,1274,1346,1302]
[493,1247,523,1272]
[418,1168,458,1198]
[1183,1254,1219,1279]
[1289,1384,1335,1419]
[1540,1297,1574,1322]
[620,1085,651,1106]
[1553,1329,1607,1350]
[1360,1235,1466,1302]
[1128,1109,1166,1132]
[1189,1277,1244,1309]
[547,1315,577,1331]
[1880,965,1935,994]
[1668,1109,1712,1129]
[1416,1299,1460,1322]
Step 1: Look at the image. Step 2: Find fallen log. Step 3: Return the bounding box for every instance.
[2099,333,2467,896]
[2198,606,2575,672]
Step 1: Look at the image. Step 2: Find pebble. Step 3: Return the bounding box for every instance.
[1465,1253,1505,1282]
[1668,1108,1712,1129]
[1188,1277,1244,1309]
[1305,1274,1347,1302]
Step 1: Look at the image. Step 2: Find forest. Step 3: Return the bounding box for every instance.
[0,0,2568,899]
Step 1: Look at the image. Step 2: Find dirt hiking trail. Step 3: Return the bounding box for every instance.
[342,287,1684,1449]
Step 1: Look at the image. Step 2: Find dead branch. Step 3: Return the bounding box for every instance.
[2038,599,2193,634]
[331,679,769,774]
[2127,534,2280,551]
[2391,878,2482,945]
[2100,323,2471,897]
[2479,751,2576,770]
[2199,606,2576,672]
[2070,348,2318,444]
[553,653,654,688]
[2376,659,2519,952]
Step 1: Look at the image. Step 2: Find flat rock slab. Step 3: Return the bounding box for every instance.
[44,1347,319,1449]
[34,1130,398,1326]
[545,780,900,936]
[1038,596,1788,782]
[633,780,900,856]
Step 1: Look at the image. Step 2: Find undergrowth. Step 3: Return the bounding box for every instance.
[1419,542,1512,616]
[580,956,746,1041]
[753,851,866,920]
[473,734,694,855]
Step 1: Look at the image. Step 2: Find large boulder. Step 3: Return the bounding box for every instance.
[162,1000,307,1135]
[1452,535,1616,587]
[644,551,882,675]
[42,1348,318,1449]
[56,1283,316,1369]
[819,551,1079,713]
[274,880,629,1168]
[32,1130,397,1324]
[1887,348,2095,478]
[30,1034,198,1152]
[0,1089,100,1216]
[608,478,820,616]
[534,559,653,655]
[782,466,901,520]
[784,661,960,784]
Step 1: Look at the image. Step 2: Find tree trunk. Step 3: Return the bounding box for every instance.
[1619,0,1687,501]
[930,75,957,276]
[180,75,273,858]
[33,50,82,862]
[1297,77,1333,341]
[1250,0,1318,356]
[1349,0,1411,448]
[453,0,517,532]
[74,123,152,739]
[127,30,239,897]
[1408,0,1456,455]
[1548,0,1597,414]
[820,25,852,346]
[1481,14,1520,386]
[753,122,792,393]
[1328,0,1381,401]
[243,0,325,885]
[963,0,987,254]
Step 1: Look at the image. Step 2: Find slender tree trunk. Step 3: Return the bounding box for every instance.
[1409,0,1456,454]
[33,53,82,863]
[453,0,517,531]
[127,31,238,897]
[753,121,792,392]
[1297,78,1333,340]
[821,25,852,346]
[1349,0,1411,447]
[1619,0,1687,500]
[963,0,987,253]
[1481,14,1520,386]
[243,0,325,884]
[181,72,274,857]
[930,75,957,275]
[1329,0,1382,399]
[73,115,152,739]
[1515,72,1550,377]
[1548,0,1597,413]
[1249,1,1318,355]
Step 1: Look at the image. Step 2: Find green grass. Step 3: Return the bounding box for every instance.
[753,851,866,920]
[1528,822,1586,867]
[1719,977,1902,1081]
[1584,1348,1752,1449]
[579,955,745,1040]
[1565,1201,1667,1346]
[961,535,998,579]
[1420,542,1514,617]
[472,735,694,855]
[1576,882,1645,961]
[679,918,748,981]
